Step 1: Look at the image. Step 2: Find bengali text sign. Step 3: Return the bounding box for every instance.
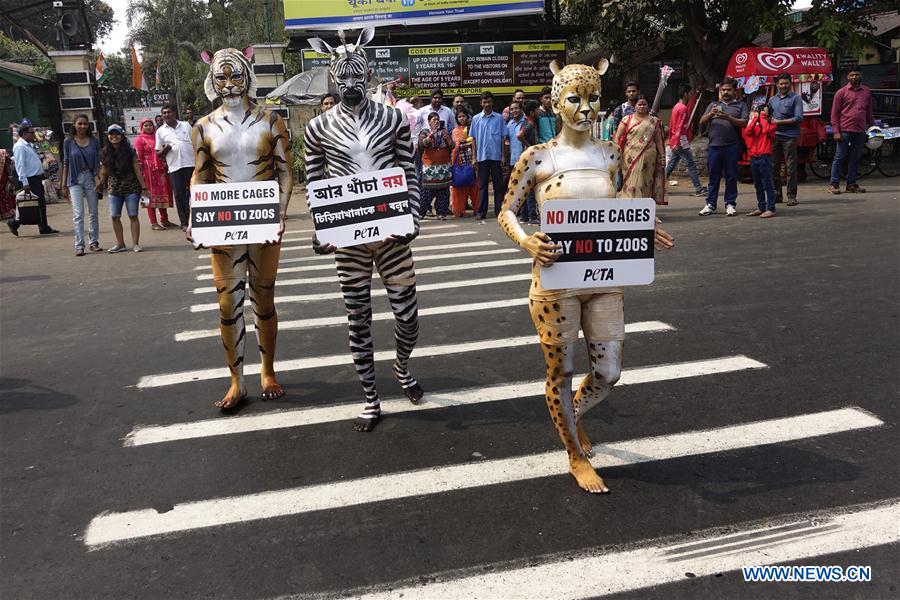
[307,167,414,248]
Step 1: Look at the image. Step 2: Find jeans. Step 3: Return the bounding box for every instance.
[169,166,193,226]
[69,170,99,250]
[830,132,867,187]
[518,190,538,221]
[665,145,703,191]
[705,143,741,208]
[476,160,505,218]
[109,192,140,217]
[771,136,798,200]
[751,155,776,212]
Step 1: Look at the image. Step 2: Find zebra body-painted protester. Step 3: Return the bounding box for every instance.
[304,28,424,432]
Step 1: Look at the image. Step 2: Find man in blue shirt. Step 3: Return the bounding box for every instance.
[767,73,804,206]
[469,91,508,220]
[8,123,58,236]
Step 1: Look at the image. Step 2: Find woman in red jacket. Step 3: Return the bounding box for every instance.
[742,103,778,218]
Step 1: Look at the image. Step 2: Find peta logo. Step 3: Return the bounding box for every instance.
[480,45,495,55]
[758,52,795,71]
[735,52,748,65]
[375,49,389,59]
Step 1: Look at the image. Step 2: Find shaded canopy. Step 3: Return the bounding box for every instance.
[265,67,382,105]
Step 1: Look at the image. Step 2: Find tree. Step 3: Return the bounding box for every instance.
[562,0,888,88]
[1,0,115,49]
[564,0,793,88]
[0,31,55,78]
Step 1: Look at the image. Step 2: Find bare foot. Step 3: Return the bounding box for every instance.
[260,376,285,401]
[392,364,424,404]
[568,456,610,494]
[353,414,380,432]
[576,423,593,457]
[214,384,247,412]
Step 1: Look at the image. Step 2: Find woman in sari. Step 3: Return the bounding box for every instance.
[615,96,667,205]
[418,111,454,220]
[133,118,174,230]
[450,110,479,217]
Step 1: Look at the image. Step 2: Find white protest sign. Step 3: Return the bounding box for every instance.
[190,181,280,246]
[306,167,415,248]
[539,198,656,289]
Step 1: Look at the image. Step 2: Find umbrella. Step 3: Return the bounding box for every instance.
[266,67,382,106]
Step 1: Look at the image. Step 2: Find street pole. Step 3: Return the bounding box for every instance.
[263,0,271,42]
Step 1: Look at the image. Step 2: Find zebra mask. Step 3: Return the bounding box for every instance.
[308,28,375,107]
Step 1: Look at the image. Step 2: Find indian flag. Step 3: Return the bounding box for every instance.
[131,45,148,91]
[95,51,108,85]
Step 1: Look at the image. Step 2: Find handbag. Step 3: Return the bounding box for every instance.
[450,145,475,187]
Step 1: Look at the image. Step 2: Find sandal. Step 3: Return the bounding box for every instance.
[151,224,165,231]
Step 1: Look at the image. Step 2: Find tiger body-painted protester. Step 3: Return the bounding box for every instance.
[497,59,674,493]
[187,46,293,412]
[304,28,423,433]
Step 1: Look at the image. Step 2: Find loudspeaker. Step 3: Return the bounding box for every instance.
[60,13,78,37]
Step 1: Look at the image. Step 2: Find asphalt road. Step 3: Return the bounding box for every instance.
[1,177,898,599]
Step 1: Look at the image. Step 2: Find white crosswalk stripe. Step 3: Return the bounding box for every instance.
[84,407,883,547]
[125,354,759,446]
[191,241,503,270]
[175,297,541,341]
[139,322,677,388]
[192,257,532,291]
[188,273,532,312]
[350,499,899,599]
[194,230,476,259]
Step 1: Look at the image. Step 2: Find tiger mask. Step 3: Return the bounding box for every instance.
[308,28,375,108]
[550,59,609,133]
[200,47,257,107]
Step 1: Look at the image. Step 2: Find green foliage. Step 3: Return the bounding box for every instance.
[125,0,294,110]
[2,0,115,48]
[0,32,55,78]
[803,0,876,55]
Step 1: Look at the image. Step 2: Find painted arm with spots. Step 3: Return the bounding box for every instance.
[185,121,213,247]
[497,145,561,267]
[267,113,293,245]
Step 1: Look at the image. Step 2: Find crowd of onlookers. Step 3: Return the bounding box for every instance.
[314,67,875,223]
[1,68,877,255]
[3,104,197,255]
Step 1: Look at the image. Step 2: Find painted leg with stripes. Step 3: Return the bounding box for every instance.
[573,339,623,457]
[537,340,609,494]
[249,243,284,401]
[337,246,381,432]
[384,282,423,403]
[210,246,249,412]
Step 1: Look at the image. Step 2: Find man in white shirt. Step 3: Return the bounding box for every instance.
[8,122,58,236]
[415,88,454,133]
[155,103,195,230]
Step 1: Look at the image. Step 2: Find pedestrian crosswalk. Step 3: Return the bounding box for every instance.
[90,218,894,597]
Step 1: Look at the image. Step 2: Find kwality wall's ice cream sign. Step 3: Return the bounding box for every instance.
[284,0,545,30]
[726,47,832,82]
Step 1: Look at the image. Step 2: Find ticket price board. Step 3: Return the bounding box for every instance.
[190,181,281,246]
[302,41,566,96]
[539,199,656,289]
[307,167,415,248]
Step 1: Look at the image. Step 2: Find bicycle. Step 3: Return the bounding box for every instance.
[808,122,900,179]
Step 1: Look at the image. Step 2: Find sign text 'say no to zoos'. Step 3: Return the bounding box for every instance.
[539,198,656,289]
[307,167,415,248]
[189,180,281,247]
